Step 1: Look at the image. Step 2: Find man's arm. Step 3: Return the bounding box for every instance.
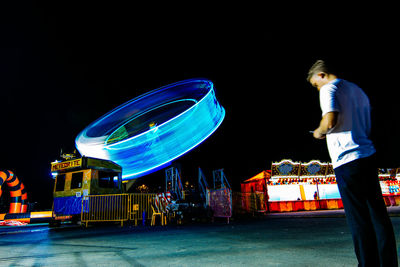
[313,112,338,139]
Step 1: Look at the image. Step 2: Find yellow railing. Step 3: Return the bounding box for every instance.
[129,193,156,224]
[81,193,156,227]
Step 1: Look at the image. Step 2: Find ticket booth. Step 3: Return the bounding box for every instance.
[51,156,123,222]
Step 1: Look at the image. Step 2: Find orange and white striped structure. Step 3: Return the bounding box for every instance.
[0,170,28,213]
[155,192,171,213]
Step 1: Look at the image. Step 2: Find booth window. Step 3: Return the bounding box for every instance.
[71,172,83,189]
[55,174,66,191]
[98,171,118,188]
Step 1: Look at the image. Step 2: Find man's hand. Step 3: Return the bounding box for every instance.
[313,128,326,139]
[313,111,338,140]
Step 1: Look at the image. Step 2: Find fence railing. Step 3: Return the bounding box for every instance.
[81,193,156,227]
[232,192,267,215]
[208,188,232,223]
[129,193,155,224]
[81,192,273,227]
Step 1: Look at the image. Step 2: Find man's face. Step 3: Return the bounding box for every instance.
[309,72,328,91]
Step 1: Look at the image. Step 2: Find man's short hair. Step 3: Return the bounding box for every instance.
[307,60,334,82]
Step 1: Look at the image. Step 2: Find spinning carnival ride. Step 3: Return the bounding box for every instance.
[1,79,224,225]
[76,79,225,180]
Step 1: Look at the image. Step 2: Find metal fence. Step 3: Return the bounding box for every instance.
[232,192,267,215]
[208,188,232,222]
[129,193,155,224]
[81,193,156,227]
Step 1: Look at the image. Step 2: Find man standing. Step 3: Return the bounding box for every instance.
[308,60,398,267]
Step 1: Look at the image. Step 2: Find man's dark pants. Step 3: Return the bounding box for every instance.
[334,155,398,267]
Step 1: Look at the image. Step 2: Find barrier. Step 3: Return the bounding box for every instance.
[232,192,266,215]
[81,194,129,227]
[81,193,156,227]
[208,188,232,223]
[129,193,156,224]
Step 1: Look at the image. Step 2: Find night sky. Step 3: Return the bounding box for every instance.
[1,3,399,208]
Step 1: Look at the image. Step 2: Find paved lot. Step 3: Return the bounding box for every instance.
[0,209,399,267]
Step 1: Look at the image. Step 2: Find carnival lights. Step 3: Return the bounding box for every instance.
[75,79,225,180]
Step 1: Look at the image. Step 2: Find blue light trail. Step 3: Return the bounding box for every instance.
[75,79,225,180]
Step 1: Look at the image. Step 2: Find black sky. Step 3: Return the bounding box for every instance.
[1,2,399,208]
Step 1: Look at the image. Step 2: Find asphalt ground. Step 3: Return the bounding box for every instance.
[0,208,399,267]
